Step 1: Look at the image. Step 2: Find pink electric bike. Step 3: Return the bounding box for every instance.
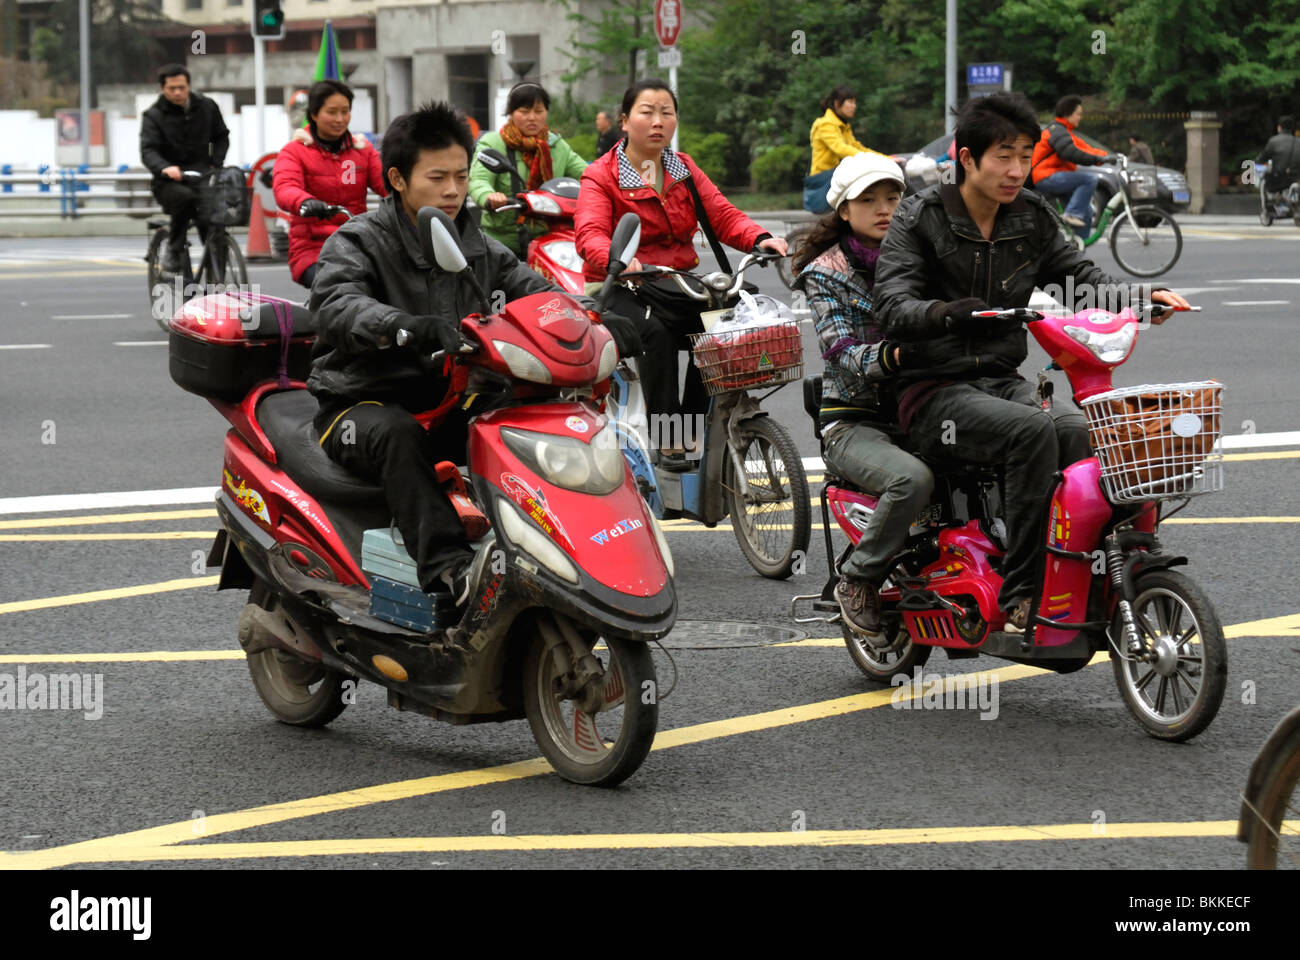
[793,302,1227,741]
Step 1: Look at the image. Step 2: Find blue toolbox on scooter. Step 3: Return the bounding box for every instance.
[361,527,456,632]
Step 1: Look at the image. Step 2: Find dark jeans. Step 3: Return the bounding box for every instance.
[313,398,474,593]
[152,179,208,252]
[905,376,1090,608]
[601,280,709,425]
[823,421,934,584]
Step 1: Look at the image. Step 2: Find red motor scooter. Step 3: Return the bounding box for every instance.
[793,303,1228,741]
[169,208,674,786]
[475,147,584,294]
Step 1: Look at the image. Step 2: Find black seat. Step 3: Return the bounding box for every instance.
[244,300,317,339]
[255,390,387,505]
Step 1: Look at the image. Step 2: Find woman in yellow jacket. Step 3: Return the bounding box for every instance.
[805,86,874,213]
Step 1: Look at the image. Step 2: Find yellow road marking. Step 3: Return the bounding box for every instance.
[0,650,245,664]
[22,819,1267,864]
[1223,450,1300,461]
[1224,612,1300,638]
[0,509,215,530]
[0,531,217,542]
[0,576,218,616]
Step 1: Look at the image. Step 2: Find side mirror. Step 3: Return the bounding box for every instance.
[606,212,641,276]
[476,147,511,176]
[418,206,468,274]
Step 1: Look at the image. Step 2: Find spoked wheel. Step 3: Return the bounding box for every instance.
[247,649,350,727]
[1260,188,1274,226]
[1243,720,1300,869]
[146,227,174,332]
[1110,570,1226,741]
[843,620,931,684]
[1109,205,1182,277]
[522,619,658,787]
[198,231,248,287]
[725,416,811,579]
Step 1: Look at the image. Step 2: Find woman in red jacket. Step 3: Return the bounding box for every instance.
[273,80,387,288]
[575,78,787,456]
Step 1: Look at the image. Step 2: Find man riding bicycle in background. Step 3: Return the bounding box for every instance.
[1257,114,1300,198]
[140,64,230,273]
[1030,95,1118,235]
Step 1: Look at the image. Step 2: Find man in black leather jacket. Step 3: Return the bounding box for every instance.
[1257,115,1300,194]
[308,101,562,602]
[874,92,1189,632]
[139,64,230,272]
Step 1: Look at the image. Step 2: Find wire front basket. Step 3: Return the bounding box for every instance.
[690,320,804,396]
[1080,381,1224,503]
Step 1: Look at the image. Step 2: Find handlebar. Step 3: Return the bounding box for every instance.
[618,249,783,303]
[973,302,1199,323]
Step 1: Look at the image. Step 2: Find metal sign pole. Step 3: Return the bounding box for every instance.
[79,0,90,166]
[945,0,956,136]
[670,61,679,154]
[254,37,266,157]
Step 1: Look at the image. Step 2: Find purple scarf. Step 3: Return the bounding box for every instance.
[844,236,882,286]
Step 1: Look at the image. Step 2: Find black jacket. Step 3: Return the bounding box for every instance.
[139,93,229,185]
[594,128,620,159]
[307,195,561,412]
[1257,131,1300,188]
[874,183,1125,383]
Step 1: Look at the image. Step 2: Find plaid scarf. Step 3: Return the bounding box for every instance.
[499,121,553,190]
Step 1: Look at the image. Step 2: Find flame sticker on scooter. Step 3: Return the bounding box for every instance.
[499,472,574,550]
[224,468,270,526]
[589,517,644,545]
[536,296,582,330]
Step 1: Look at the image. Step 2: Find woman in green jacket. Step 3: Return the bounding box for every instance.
[469,82,589,257]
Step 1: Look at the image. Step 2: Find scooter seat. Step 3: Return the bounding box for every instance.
[244,300,317,339]
[255,389,387,505]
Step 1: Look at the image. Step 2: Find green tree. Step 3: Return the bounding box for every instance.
[31,0,172,93]
[557,0,664,91]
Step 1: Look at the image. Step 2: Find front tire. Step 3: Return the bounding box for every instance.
[726,416,811,579]
[1109,205,1182,277]
[522,621,658,787]
[146,227,172,332]
[1111,569,1226,741]
[1244,722,1300,869]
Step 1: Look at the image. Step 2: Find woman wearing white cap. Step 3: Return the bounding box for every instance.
[791,152,933,637]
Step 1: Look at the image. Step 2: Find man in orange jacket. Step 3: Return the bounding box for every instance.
[1030,95,1118,234]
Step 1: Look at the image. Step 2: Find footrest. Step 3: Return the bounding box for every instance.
[791,593,842,625]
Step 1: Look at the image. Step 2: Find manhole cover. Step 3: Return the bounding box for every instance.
[659,620,806,649]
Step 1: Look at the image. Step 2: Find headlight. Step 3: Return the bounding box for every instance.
[541,240,584,274]
[596,337,618,379]
[527,194,562,216]
[500,423,625,495]
[493,340,552,383]
[1064,323,1137,363]
[496,496,579,584]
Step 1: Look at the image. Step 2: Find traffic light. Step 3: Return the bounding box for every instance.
[251,0,285,40]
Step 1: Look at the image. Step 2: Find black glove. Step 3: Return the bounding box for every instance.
[601,314,643,359]
[403,315,473,354]
[928,297,992,333]
[299,199,330,218]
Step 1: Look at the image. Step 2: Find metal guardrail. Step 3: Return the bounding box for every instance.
[0,165,183,218]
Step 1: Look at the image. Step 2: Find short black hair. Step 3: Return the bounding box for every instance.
[620,78,678,119]
[307,80,354,136]
[820,85,857,113]
[1053,95,1083,119]
[953,92,1040,184]
[1130,132,1143,141]
[1280,115,1296,131]
[158,64,190,86]
[381,101,475,194]
[506,82,550,116]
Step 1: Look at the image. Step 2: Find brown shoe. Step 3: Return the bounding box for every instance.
[1003,597,1033,634]
[836,575,882,635]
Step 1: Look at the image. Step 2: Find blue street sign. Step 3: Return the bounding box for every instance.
[967,63,1003,86]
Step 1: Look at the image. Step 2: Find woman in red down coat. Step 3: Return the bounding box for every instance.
[273,79,387,288]
[575,78,788,455]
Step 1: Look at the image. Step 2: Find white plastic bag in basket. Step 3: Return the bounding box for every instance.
[710,291,796,336]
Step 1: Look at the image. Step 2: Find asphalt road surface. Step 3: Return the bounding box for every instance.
[1,219,1298,871]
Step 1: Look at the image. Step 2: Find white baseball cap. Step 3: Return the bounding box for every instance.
[825,152,906,210]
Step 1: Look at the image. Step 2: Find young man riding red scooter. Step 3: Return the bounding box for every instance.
[872,92,1190,634]
[307,102,582,606]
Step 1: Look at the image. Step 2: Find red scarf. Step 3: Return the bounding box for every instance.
[499,121,553,190]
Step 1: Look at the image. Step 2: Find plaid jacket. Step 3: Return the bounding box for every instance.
[795,241,901,428]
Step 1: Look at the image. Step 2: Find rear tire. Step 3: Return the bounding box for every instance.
[243,584,349,727]
[1244,724,1300,869]
[726,415,811,579]
[843,621,931,684]
[1109,205,1182,277]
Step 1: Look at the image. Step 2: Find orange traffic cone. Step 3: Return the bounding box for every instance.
[245,192,274,260]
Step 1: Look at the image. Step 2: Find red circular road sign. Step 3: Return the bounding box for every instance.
[655,0,682,47]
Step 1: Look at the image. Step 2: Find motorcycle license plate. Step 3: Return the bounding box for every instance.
[1173,191,1190,204]
[700,308,731,332]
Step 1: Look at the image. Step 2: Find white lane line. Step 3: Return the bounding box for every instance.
[0,487,219,516]
[50,314,133,320]
[113,341,168,347]
[0,344,52,350]
[1222,300,1290,306]
[1220,430,1300,449]
[1213,278,1300,284]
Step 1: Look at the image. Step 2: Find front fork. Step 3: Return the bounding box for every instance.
[535,611,607,714]
[1106,535,1145,656]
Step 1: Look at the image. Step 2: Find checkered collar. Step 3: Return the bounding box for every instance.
[615,139,689,190]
